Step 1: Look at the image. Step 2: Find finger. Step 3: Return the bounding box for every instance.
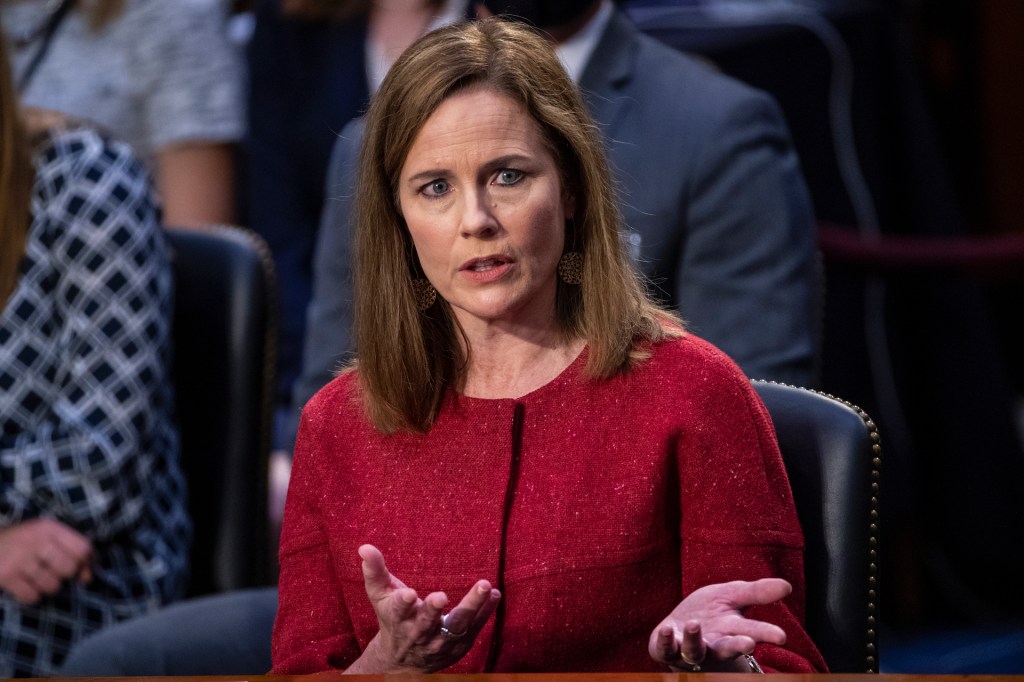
[38,542,82,579]
[359,544,407,600]
[442,580,495,635]
[706,634,762,663]
[468,587,501,631]
[651,624,681,662]
[6,577,42,605]
[46,522,94,584]
[41,551,79,579]
[416,590,448,634]
[23,565,62,597]
[715,616,787,646]
[679,620,706,663]
[358,544,388,597]
[388,587,421,623]
[732,578,792,607]
[48,522,93,562]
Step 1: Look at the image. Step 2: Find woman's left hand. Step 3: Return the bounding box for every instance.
[648,578,791,672]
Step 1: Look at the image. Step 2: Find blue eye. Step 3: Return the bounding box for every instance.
[495,169,523,186]
[421,180,450,197]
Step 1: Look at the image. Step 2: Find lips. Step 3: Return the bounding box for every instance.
[460,255,513,271]
[459,254,515,282]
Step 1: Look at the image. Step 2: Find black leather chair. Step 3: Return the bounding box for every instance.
[166,225,277,595]
[753,380,880,673]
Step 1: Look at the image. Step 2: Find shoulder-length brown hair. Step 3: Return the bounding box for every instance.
[353,17,679,434]
[0,27,34,305]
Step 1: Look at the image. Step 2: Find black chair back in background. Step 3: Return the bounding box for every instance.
[753,380,880,673]
[166,225,277,596]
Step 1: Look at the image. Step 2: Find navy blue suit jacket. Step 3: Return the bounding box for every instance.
[245,1,370,404]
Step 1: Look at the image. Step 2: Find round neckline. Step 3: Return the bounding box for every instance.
[454,344,589,405]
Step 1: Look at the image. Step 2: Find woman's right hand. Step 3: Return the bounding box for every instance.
[0,518,93,604]
[346,543,501,674]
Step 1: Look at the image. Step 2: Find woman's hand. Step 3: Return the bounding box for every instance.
[0,519,93,604]
[347,544,501,674]
[649,578,791,672]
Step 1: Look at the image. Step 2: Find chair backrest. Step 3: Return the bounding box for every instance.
[166,225,277,596]
[752,380,880,673]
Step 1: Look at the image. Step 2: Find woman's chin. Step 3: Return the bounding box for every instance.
[448,296,545,328]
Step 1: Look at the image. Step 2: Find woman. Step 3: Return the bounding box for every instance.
[0,25,189,677]
[272,17,826,674]
[0,0,243,228]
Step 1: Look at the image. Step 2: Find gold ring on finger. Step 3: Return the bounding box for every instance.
[678,652,702,673]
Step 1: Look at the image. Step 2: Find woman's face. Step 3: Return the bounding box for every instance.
[398,87,573,334]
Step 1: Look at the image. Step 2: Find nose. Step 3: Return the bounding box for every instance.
[460,188,499,239]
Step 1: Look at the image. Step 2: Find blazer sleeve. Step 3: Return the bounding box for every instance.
[676,87,818,387]
[676,353,827,672]
[271,395,361,673]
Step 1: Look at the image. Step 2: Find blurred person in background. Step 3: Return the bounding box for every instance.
[0,23,189,677]
[245,0,469,449]
[0,0,243,228]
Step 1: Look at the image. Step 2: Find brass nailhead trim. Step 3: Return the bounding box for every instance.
[754,381,880,674]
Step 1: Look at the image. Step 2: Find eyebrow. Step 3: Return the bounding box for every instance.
[404,154,536,185]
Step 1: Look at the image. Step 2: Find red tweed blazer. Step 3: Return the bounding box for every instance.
[272,334,827,673]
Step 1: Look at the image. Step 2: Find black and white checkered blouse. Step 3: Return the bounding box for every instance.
[0,126,190,677]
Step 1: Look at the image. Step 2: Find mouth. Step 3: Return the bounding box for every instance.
[460,255,514,272]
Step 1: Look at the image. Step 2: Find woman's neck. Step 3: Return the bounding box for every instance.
[460,324,585,400]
